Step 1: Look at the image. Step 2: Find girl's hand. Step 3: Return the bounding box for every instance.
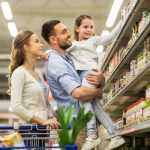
[38,53,48,61]
[39,50,50,61]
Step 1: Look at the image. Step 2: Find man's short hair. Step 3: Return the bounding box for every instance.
[41,20,60,43]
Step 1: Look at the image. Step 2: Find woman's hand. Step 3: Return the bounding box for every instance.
[85,69,105,87]
[43,118,60,128]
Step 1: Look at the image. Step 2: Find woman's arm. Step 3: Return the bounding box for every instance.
[11,69,34,122]
[30,116,59,128]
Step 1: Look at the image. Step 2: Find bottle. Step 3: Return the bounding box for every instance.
[122,109,126,126]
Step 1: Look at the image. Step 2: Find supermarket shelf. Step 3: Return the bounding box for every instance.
[101,0,146,72]
[104,21,150,91]
[119,120,150,135]
[104,61,150,111]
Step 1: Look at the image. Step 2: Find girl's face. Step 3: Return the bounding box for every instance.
[24,34,44,58]
[76,18,95,41]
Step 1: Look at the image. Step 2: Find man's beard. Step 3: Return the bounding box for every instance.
[59,42,72,50]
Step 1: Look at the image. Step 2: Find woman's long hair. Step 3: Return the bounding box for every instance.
[7,30,34,95]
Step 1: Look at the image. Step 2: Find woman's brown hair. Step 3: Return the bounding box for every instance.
[7,30,34,94]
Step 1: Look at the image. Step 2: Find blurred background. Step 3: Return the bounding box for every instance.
[0,0,125,124]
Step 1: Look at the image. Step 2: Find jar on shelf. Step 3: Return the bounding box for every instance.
[146,83,150,100]
[130,60,137,78]
[122,109,126,126]
[142,11,149,24]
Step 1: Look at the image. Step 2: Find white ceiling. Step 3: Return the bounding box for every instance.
[0,0,118,54]
[0,0,124,100]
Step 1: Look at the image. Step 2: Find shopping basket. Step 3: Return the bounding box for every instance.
[0,124,78,150]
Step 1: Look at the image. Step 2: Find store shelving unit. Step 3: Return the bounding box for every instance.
[104,21,150,91]
[101,0,148,73]
[119,120,150,135]
[101,0,150,141]
[104,61,150,111]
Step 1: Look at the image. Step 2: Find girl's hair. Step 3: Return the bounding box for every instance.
[74,14,93,41]
[7,30,34,95]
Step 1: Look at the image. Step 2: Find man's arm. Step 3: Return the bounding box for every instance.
[71,86,103,101]
[47,59,103,101]
[71,69,104,101]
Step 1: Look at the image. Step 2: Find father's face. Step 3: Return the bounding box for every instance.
[54,23,72,50]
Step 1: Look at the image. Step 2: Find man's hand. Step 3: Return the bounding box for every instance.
[85,69,105,87]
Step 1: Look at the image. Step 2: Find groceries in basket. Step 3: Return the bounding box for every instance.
[0,132,25,147]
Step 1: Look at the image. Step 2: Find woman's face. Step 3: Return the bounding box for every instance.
[76,18,95,41]
[24,34,44,58]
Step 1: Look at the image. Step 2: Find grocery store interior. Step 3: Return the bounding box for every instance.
[0,0,150,149]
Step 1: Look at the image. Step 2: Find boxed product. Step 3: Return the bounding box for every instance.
[0,132,25,148]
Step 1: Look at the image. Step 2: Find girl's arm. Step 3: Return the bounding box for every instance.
[94,20,123,46]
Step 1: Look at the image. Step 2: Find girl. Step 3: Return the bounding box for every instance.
[8,30,59,147]
[67,14,125,150]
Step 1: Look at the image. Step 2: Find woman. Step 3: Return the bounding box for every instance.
[8,30,59,148]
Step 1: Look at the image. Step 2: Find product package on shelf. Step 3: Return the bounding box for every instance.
[121,0,137,22]
[146,83,150,100]
[114,98,150,130]
[144,35,150,54]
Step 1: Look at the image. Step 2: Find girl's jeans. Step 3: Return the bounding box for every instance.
[77,70,117,138]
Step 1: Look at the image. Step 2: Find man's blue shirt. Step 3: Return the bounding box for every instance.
[45,50,81,115]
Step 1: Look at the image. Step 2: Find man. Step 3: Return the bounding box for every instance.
[41,20,125,150]
[41,20,103,149]
[41,20,103,113]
